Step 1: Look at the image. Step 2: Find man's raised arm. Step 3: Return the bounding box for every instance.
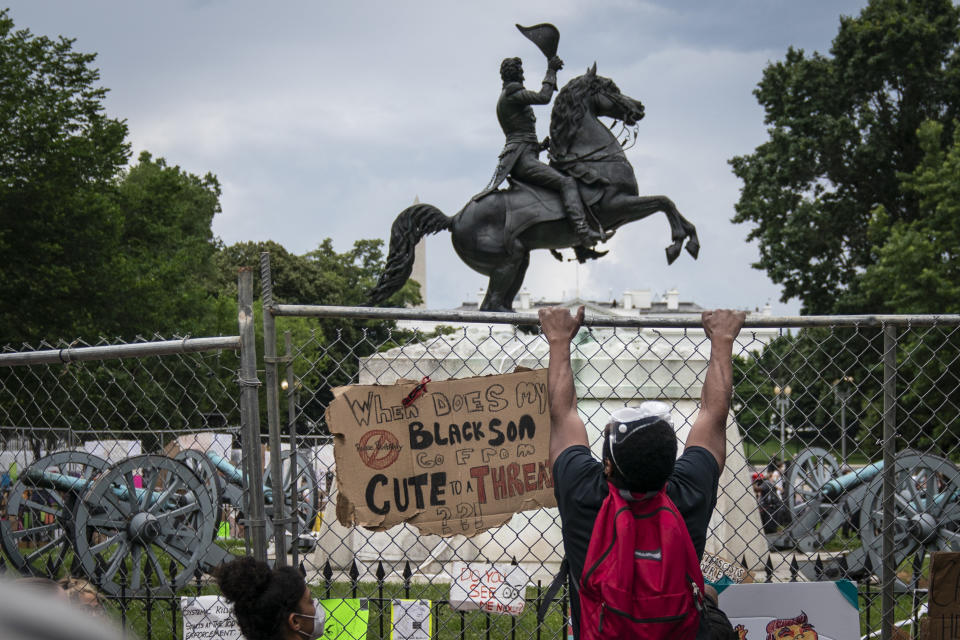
[515,56,563,105]
[684,309,746,474]
[539,306,589,466]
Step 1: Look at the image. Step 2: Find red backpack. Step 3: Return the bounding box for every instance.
[578,482,705,640]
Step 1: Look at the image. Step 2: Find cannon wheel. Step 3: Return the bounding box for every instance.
[859,452,960,577]
[174,449,224,517]
[0,451,108,578]
[785,447,840,517]
[73,454,216,596]
[264,450,320,537]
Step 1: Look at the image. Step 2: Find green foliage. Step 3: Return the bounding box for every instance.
[734,329,877,455]
[731,1,960,459]
[729,0,960,314]
[111,152,223,337]
[213,240,424,435]
[0,11,225,344]
[0,9,130,342]
[858,121,960,314]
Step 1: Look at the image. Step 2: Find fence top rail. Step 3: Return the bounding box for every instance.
[0,336,241,367]
[272,304,960,329]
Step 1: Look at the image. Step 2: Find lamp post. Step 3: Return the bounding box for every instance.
[832,376,855,469]
[773,385,792,463]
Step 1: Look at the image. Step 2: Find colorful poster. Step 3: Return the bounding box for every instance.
[391,599,431,639]
[321,598,369,640]
[718,581,859,640]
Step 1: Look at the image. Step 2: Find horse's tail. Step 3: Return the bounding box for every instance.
[368,203,452,305]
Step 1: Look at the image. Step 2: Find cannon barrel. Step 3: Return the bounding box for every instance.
[205,451,244,484]
[204,451,275,502]
[820,460,884,499]
[24,465,195,510]
[23,467,95,493]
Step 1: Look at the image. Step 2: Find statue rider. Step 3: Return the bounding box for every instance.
[474,55,602,247]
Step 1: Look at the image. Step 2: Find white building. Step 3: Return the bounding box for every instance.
[309,290,778,583]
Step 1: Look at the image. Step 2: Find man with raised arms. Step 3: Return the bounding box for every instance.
[539,306,744,639]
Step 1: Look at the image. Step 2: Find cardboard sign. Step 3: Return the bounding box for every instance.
[928,552,960,640]
[328,369,555,537]
[449,562,529,616]
[391,599,431,639]
[718,581,859,640]
[701,552,750,584]
[181,596,242,640]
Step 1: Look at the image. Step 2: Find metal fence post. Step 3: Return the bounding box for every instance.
[881,323,897,640]
[238,267,268,562]
[285,330,300,567]
[260,252,288,565]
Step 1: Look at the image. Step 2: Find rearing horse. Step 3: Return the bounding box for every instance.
[369,64,699,312]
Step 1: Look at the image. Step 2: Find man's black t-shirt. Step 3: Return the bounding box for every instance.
[553,445,720,639]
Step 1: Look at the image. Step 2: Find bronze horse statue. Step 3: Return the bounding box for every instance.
[368,65,699,312]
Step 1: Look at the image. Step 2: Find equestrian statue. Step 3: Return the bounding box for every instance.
[368,23,699,312]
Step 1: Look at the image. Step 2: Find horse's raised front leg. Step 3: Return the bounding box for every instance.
[607,193,700,264]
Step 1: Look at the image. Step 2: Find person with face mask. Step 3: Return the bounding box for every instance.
[215,556,325,640]
[539,306,745,639]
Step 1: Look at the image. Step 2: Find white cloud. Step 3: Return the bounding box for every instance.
[6,0,873,316]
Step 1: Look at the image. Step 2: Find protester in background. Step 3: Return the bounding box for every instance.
[15,576,70,600]
[0,576,122,640]
[59,576,108,617]
[540,306,744,640]
[766,460,784,499]
[214,556,325,640]
[753,473,789,533]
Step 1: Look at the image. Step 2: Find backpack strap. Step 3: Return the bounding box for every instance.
[536,557,569,624]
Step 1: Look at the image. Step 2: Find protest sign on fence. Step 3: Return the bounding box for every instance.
[449,561,530,616]
[321,599,369,640]
[391,599,431,640]
[181,596,242,640]
[328,368,555,536]
[701,552,751,584]
[927,552,960,640]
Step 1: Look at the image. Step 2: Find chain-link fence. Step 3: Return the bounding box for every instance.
[0,286,957,639]
[272,304,960,640]
[0,269,268,640]
[0,335,246,640]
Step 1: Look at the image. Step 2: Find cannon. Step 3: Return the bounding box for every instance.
[178,448,322,542]
[770,448,960,579]
[0,445,321,596]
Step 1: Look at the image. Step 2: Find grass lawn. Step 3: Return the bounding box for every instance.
[742,439,873,466]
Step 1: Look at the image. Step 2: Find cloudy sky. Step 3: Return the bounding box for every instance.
[8,1,870,314]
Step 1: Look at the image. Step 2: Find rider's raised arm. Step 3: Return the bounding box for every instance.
[510,58,561,106]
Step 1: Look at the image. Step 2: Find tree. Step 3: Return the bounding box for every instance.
[857,120,960,313]
[213,239,424,435]
[112,152,222,337]
[0,9,130,342]
[857,120,960,454]
[0,11,229,344]
[730,0,960,314]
